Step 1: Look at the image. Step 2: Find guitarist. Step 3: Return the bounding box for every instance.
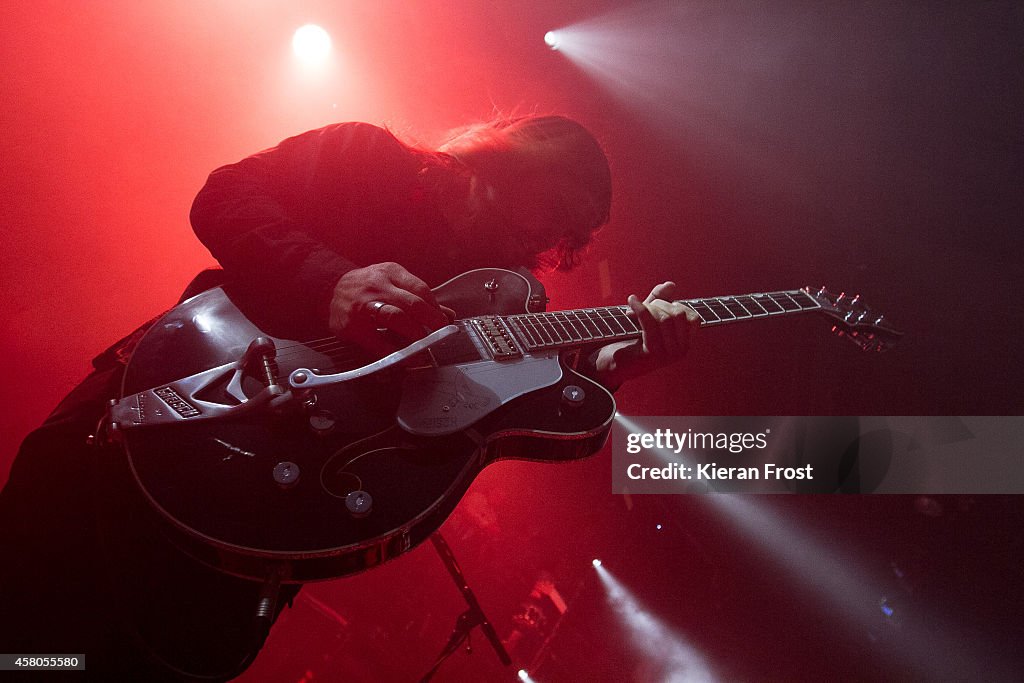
[0,115,697,679]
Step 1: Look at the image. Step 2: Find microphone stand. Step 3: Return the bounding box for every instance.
[419,532,511,682]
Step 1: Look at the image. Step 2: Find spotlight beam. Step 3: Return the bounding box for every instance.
[614,412,1013,679]
[593,561,718,682]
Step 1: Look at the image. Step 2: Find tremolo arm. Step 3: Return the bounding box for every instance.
[287,325,458,390]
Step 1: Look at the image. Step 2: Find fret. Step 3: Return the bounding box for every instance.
[782,292,803,310]
[607,308,638,334]
[705,299,736,321]
[518,316,544,347]
[590,310,618,336]
[738,295,769,316]
[789,291,818,310]
[771,293,801,312]
[683,291,817,325]
[599,308,629,334]
[735,297,753,315]
[508,317,539,349]
[574,310,604,339]
[551,312,583,342]
[552,313,577,344]
[500,287,817,353]
[753,294,784,314]
[688,300,718,323]
[526,314,555,345]
[570,312,593,339]
[538,315,564,344]
[721,298,750,319]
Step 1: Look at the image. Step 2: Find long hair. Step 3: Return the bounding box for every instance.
[437,115,612,271]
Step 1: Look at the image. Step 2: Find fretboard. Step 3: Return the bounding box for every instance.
[504,290,820,351]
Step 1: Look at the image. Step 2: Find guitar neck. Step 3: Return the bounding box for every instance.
[503,290,821,352]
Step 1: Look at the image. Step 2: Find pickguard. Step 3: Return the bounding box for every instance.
[397,354,563,436]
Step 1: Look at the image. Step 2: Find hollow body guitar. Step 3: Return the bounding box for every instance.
[114,268,614,583]
[111,268,899,583]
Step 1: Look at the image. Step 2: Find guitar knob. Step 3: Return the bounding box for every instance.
[561,385,586,409]
[309,409,337,436]
[273,461,301,488]
[346,490,373,518]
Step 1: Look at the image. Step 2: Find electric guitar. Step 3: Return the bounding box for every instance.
[104,268,901,582]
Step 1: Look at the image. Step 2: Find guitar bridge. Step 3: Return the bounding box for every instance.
[471,316,522,360]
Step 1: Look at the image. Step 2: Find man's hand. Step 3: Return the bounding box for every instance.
[328,262,455,355]
[591,281,699,388]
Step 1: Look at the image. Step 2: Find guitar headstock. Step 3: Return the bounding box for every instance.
[804,286,903,352]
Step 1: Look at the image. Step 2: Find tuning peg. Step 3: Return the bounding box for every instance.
[817,286,827,297]
[831,325,844,337]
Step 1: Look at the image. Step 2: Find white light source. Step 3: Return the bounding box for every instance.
[543,30,561,50]
[592,558,602,568]
[292,24,332,65]
[594,560,716,681]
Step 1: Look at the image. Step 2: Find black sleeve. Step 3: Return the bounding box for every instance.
[189,123,404,328]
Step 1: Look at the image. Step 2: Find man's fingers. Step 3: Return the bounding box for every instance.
[646,299,683,356]
[330,264,451,344]
[389,289,451,332]
[368,303,433,343]
[649,300,698,355]
[645,281,677,305]
[381,265,452,331]
[628,294,665,356]
[388,266,441,309]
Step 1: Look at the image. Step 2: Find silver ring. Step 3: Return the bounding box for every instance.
[369,300,388,325]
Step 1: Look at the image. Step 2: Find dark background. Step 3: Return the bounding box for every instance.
[1,2,1021,680]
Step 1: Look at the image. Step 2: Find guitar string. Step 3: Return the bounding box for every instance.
[268,295,813,354]
[272,312,646,360]
[266,297,818,371]
[267,301,810,366]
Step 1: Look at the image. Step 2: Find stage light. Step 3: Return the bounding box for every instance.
[543,31,561,50]
[656,524,663,530]
[292,24,331,65]
[517,669,528,680]
[593,561,716,680]
[592,558,602,568]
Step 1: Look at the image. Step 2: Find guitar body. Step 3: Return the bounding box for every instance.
[120,269,615,582]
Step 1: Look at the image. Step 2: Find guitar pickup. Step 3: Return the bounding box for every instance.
[471,317,522,360]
